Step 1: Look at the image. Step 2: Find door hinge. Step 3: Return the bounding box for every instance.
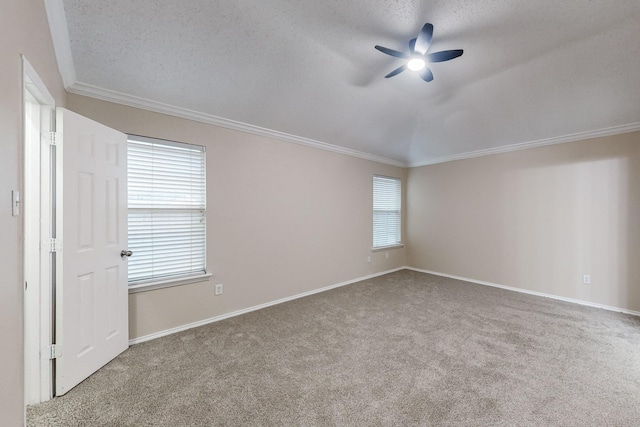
[47,344,62,360]
[49,238,61,253]
[42,131,60,146]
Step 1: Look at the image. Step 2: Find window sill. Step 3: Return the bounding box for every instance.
[128,272,212,294]
[371,244,404,252]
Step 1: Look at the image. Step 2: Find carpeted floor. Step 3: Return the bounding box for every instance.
[28,270,640,426]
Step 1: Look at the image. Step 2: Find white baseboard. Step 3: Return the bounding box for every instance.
[404,266,640,317]
[129,267,405,345]
[130,265,639,345]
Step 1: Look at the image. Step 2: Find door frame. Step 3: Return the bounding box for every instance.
[23,55,56,404]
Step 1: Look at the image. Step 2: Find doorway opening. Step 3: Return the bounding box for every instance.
[23,55,56,405]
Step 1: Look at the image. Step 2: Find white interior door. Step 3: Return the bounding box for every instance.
[55,108,129,395]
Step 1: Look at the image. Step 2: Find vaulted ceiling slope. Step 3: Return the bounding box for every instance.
[47,0,640,166]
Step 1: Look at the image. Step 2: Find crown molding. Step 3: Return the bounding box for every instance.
[69,78,640,170]
[67,82,407,167]
[47,0,638,170]
[44,0,405,168]
[409,122,640,168]
[44,0,76,89]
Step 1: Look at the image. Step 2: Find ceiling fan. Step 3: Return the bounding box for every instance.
[375,23,463,82]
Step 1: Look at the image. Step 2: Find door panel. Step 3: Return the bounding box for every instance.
[55,108,128,395]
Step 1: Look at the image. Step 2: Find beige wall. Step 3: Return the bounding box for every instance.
[4,4,637,423]
[0,0,66,424]
[407,132,640,311]
[66,94,407,339]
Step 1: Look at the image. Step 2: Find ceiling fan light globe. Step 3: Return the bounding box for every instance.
[407,57,426,71]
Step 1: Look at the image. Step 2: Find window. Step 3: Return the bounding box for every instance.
[127,135,206,286]
[373,175,401,249]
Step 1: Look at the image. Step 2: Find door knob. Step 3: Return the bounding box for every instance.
[120,250,133,259]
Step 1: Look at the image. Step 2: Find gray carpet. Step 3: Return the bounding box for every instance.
[28,270,640,426]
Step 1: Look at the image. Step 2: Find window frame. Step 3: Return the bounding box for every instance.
[127,134,210,293]
[372,175,403,251]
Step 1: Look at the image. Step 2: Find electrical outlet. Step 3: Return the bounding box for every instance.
[367,256,371,263]
[583,275,591,285]
[385,252,389,259]
[215,284,223,295]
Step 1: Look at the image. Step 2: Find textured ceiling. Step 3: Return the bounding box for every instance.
[57,0,640,165]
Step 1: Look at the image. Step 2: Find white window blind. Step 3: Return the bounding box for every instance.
[127,135,206,284]
[373,175,401,248]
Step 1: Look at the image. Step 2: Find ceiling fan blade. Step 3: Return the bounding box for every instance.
[427,49,464,63]
[385,64,407,78]
[375,45,409,58]
[409,38,416,54]
[419,67,434,82]
[414,23,433,54]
